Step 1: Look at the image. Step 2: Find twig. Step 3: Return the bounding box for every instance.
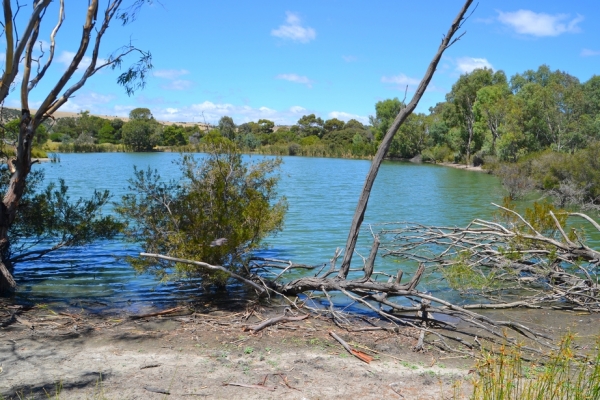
[244,314,308,333]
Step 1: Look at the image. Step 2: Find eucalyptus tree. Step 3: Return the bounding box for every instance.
[472,81,512,154]
[0,0,153,291]
[511,67,585,153]
[445,68,506,163]
[218,116,236,140]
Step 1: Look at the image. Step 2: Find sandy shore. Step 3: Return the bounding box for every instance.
[1,301,473,399]
[437,162,487,173]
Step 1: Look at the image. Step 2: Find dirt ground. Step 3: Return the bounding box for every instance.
[1,300,475,400]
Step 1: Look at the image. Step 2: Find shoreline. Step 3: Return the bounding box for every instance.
[437,161,487,173]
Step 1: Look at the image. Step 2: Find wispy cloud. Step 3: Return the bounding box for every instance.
[581,48,600,57]
[497,10,584,37]
[328,111,368,124]
[276,73,314,88]
[455,57,493,74]
[271,12,316,43]
[153,69,189,80]
[381,73,420,87]
[147,101,296,125]
[57,51,107,71]
[342,55,357,62]
[289,106,306,114]
[153,69,193,91]
[56,91,116,113]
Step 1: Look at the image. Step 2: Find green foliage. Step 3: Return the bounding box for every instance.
[218,116,236,140]
[296,114,324,138]
[117,143,287,286]
[469,334,600,400]
[370,98,403,141]
[0,168,122,264]
[441,251,492,291]
[122,118,160,151]
[97,121,116,144]
[128,107,153,121]
[162,125,187,146]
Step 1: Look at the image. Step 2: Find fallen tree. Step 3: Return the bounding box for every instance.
[142,203,600,356]
[379,203,600,312]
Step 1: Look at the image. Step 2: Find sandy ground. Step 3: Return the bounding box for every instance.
[437,162,486,173]
[1,301,474,400]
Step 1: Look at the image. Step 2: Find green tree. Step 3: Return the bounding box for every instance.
[445,68,505,163]
[122,108,160,151]
[117,143,287,286]
[323,118,345,133]
[163,124,187,146]
[129,107,153,121]
[257,119,275,134]
[98,121,116,144]
[218,116,236,140]
[473,82,512,154]
[296,114,324,137]
[370,98,403,141]
[122,119,160,151]
[512,67,585,152]
[0,0,153,291]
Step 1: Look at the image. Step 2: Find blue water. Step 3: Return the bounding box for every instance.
[14,153,506,309]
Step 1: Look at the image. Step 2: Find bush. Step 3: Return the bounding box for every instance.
[468,334,600,400]
[117,143,287,286]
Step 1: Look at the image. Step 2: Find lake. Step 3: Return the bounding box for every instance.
[14,153,504,310]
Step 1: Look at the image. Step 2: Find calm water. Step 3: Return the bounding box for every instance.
[14,153,505,309]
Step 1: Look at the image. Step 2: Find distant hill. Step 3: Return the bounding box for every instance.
[1,108,211,131]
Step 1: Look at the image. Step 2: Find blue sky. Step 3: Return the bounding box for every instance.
[4,0,600,125]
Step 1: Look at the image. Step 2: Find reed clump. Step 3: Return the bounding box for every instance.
[468,334,600,400]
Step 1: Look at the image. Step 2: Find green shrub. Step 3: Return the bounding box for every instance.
[117,143,287,286]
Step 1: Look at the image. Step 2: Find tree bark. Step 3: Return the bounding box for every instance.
[338,0,474,278]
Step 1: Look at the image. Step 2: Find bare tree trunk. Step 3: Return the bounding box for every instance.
[0,110,36,292]
[338,0,474,278]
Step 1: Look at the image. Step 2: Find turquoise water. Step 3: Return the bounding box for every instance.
[14,153,505,309]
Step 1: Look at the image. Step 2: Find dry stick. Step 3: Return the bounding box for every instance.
[222,382,276,391]
[129,306,186,320]
[329,331,374,363]
[244,314,308,333]
[140,252,265,294]
[338,0,474,278]
[143,386,170,395]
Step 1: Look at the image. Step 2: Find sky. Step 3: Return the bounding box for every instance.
[4,0,600,126]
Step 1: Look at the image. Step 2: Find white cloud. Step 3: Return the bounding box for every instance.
[342,55,357,62]
[328,111,368,124]
[57,51,107,72]
[456,57,493,74]
[153,69,193,91]
[290,106,306,114]
[161,79,193,91]
[581,48,600,57]
[276,73,313,88]
[381,73,420,86]
[123,102,315,125]
[271,12,316,43]
[55,91,116,113]
[153,69,189,80]
[0,53,6,63]
[497,10,584,37]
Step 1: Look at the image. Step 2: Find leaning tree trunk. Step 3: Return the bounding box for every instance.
[0,110,36,292]
[338,0,474,278]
